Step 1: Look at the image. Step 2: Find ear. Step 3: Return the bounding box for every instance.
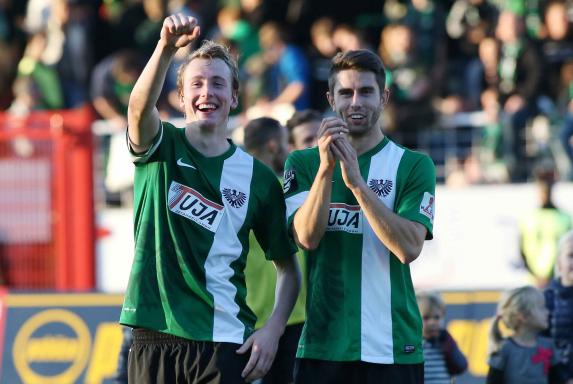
[381,88,390,107]
[327,91,335,111]
[231,90,239,109]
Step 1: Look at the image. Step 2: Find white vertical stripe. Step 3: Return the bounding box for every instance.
[205,148,253,343]
[361,142,404,363]
[285,191,309,220]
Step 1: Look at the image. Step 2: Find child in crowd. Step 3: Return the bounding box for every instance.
[487,285,568,383]
[544,231,573,383]
[417,291,468,383]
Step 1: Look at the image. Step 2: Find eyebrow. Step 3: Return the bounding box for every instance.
[190,75,228,83]
[337,86,375,94]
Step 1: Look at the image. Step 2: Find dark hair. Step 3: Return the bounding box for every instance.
[243,117,283,152]
[176,40,240,97]
[328,50,386,94]
[286,109,322,131]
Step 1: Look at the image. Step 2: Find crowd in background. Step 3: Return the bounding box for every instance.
[1,0,573,188]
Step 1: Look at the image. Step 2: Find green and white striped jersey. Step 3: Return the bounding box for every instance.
[284,136,436,364]
[120,122,296,344]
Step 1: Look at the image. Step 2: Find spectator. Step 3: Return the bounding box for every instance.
[243,117,306,384]
[519,165,572,287]
[544,230,573,383]
[494,9,543,182]
[487,285,568,384]
[378,23,435,149]
[257,21,311,111]
[307,17,337,113]
[416,291,468,383]
[286,109,321,150]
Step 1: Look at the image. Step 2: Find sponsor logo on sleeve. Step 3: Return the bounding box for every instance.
[419,192,435,223]
[168,181,224,232]
[222,188,247,208]
[283,168,297,194]
[368,178,393,197]
[327,203,362,234]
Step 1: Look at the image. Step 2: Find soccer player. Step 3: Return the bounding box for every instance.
[284,49,436,383]
[120,14,301,383]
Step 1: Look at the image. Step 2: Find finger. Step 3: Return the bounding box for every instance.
[318,118,347,137]
[330,140,345,161]
[236,336,253,354]
[242,344,260,378]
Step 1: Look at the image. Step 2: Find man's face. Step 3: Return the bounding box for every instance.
[291,120,319,150]
[180,58,238,129]
[328,69,387,136]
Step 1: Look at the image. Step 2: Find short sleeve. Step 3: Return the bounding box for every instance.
[488,349,507,371]
[127,121,164,163]
[283,150,314,228]
[395,154,436,239]
[252,173,297,261]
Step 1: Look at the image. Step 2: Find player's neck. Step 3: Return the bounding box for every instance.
[349,125,385,156]
[185,124,230,157]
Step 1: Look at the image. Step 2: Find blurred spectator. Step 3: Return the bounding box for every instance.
[332,23,371,52]
[540,1,573,110]
[9,32,64,114]
[91,50,144,129]
[543,230,573,383]
[416,291,468,382]
[285,108,321,150]
[495,9,543,182]
[214,6,259,67]
[466,36,500,111]
[91,50,144,205]
[307,17,337,113]
[560,61,573,180]
[519,165,572,287]
[379,23,435,149]
[250,21,311,111]
[446,0,499,102]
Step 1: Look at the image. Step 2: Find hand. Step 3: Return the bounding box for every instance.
[330,134,362,189]
[317,117,348,172]
[161,14,200,49]
[236,325,281,382]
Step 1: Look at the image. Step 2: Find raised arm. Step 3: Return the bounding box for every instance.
[127,14,200,153]
[291,117,348,250]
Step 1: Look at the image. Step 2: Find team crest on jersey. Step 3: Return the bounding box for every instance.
[222,188,247,208]
[283,168,297,194]
[419,192,435,223]
[327,203,362,234]
[168,181,224,232]
[368,178,393,197]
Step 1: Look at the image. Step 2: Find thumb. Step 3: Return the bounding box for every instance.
[236,335,253,354]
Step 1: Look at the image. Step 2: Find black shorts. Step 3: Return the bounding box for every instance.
[293,358,423,384]
[128,328,249,384]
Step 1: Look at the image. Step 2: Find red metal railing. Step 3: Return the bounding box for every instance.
[0,106,95,290]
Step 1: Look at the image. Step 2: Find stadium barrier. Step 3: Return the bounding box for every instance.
[0,291,498,383]
[0,107,95,290]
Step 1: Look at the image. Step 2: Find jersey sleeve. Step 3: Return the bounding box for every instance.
[252,172,297,261]
[395,154,436,239]
[283,150,314,229]
[127,120,165,164]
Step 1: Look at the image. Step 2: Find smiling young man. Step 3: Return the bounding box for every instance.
[119,14,300,384]
[283,50,436,383]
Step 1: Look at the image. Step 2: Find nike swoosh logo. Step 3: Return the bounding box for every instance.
[177,158,196,169]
